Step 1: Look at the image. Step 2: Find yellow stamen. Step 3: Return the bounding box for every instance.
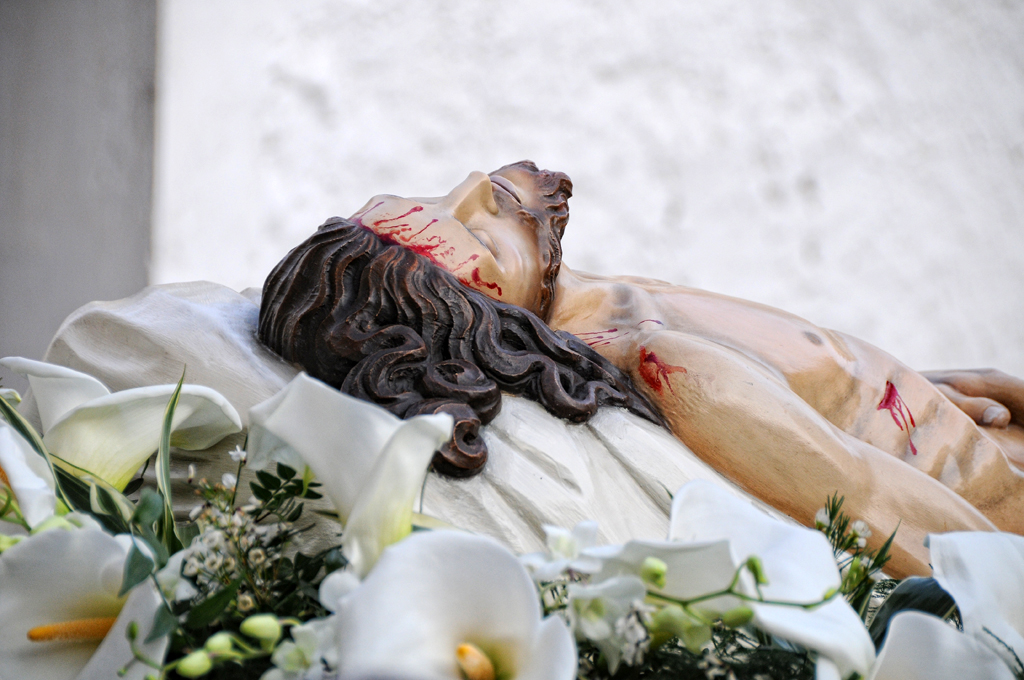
[27,617,117,642]
[456,642,496,680]
[0,464,10,488]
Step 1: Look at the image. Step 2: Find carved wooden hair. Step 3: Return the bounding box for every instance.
[258,218,664,476]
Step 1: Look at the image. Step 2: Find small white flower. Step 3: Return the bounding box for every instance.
[237,593,255,612]
[615,604,652,667]
[187,464,196,484]
[183,556,201,577]
[229,446,247,464]
[521,520,602,581]
[221,473,237,489]
[850,520,871,539]
[815,508,831,529]
[567,575,648,673]
[156,551,199,602]
[202,530,225,549]
[205,553,224,571]
[249,548,267,566]
[264,619,336,680]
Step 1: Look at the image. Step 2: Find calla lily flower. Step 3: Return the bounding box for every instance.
[247,373,453,576]
[930,531,1024,665]
[0,419,57,528]
[664,480,876,679]
[864,611,1015,680]
[0,525,168,680]
[332,530,576,680]
[1,357,242,490]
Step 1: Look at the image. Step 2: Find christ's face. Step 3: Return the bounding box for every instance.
[350,162,562,315]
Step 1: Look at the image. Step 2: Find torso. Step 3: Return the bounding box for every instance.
[547,268,1023,526]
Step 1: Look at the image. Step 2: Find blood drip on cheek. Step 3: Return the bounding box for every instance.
[637,346,687,394]
[878,381,918,455]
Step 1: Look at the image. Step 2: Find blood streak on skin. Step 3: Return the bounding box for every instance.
[372,205,423,226]
[878,381,918,455]
[351,201,384,227]
[461,268,502,297]
[637,346,687,394]
[575,328,623,347]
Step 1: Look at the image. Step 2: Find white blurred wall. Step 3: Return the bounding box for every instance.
[153,0,1024,376]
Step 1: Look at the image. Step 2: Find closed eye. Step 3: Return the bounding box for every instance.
[490,177,522,204]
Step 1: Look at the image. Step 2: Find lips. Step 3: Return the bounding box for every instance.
[489,176,522,204]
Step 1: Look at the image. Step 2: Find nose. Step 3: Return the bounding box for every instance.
[441,171,499,223]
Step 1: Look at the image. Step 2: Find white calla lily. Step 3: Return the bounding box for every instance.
[0,419,57,528]
[929,531,1024,665]
[333,531,576,680]
[0,526,168,680]
[666,480,876,679]
[247,373,453,576]
[866,611,1015,680]
[1,357,242,490]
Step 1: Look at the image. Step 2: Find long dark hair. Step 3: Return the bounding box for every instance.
[259,218,663,476]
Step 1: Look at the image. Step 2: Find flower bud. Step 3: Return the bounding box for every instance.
[648,602,711,652]
[126,621,139,641]
[240,614,282,644]
[204,631,234,654]
[720,605,754,628]
[745,555,769,585]
[639,556,668,589]
[649,604,689,639]
[176,650,213,678]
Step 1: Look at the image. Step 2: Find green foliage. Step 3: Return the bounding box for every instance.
[578,627,815,680]
[817,493,896,618]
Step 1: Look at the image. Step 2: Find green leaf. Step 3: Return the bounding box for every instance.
[0,393,76,511]
[146,602,179,643]
[119,541,156,596]
[285,504,304,523]
[122,477,146,496]
[303,489,323,500]
[178,521,200,547]
[185,579,241,630]
[132,487,165,527]
[156,371,186,554]
[136,526,169,567]
[255,470,281,490]
[869,576,957,650]
[250,483,272,502]
[277,463,296,480]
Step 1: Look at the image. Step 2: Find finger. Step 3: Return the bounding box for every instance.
[934,383,1011,428]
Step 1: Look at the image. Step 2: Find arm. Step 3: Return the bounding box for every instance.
[630,331,996,578]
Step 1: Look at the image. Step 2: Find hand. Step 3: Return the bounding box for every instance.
[922,368,1024,428]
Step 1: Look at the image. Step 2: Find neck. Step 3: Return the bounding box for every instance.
[545,264,612,332]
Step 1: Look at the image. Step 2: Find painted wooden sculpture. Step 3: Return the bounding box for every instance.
[259,161,1024,577]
